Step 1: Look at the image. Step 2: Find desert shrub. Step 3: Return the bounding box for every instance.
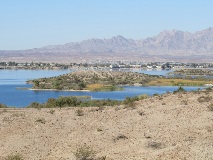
[97,128,103,132]
[206,87,212,91]
[45,98,57,108]
[5,153,23,160]
[173,87,186,94]
[146,141,164,149]
[158,96,163,100]
[27,102,43,108]
[97,106,105,111]
[74,145,96,160]
[114,134,128,142]
[35,118,46,124]
[76,109,84,116]
[78,82,86,90]
[122,94,147,108]
[56,96,79,107]
[208,103,213,111]
[80,99,121,107]
[138,94,149,100]
[48,109,55,114]
[181,99,188,105]
[138,111,145,116]
[153,93,159,96]
[97,156,106,160]
[0,103,7,108]
[197,96,212,103]
[123,97,136,108]
[204,87,213,94]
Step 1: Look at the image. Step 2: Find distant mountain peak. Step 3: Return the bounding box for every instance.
[112,35,126,39]
[205,27,213,31]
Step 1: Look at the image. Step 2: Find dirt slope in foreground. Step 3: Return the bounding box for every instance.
[0,90,213,160]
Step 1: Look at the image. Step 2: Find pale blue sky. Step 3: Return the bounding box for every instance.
[1,0,213,50]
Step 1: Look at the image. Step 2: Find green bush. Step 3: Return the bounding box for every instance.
[45,98,57,108]
[138,94,149,100]
[123,97,136,108]
[173,87,186,94]
[153,93,159,96]
[0,103,7,108]
[27,96,121,108]
[27,102,43,108]
[56,96,78,107]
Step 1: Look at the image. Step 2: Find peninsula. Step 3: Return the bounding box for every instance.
[27,70,213,92]
[27,70,159,91]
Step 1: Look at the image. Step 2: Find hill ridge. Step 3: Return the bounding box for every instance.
[1,28,213,62]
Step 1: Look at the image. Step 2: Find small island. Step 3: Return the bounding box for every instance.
[27,70,159,91]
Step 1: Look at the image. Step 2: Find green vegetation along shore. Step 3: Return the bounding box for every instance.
[147,77,213,86]
[168,68,213,76]
[1,87,212,109]
[26,95,149,109]
[0,94,150,108]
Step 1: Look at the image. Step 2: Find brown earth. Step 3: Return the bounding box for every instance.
[0,90,213,160]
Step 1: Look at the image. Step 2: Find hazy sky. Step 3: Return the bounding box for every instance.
[1,0,213,50]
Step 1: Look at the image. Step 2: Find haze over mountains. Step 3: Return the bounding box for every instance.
[1,28,213,63]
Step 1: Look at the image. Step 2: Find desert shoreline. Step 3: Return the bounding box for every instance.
[1,89,213,159]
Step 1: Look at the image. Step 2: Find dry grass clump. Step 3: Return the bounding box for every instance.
[208,103,213,111]
[76,109,84,116]
[173,87,186,94]
[148,78,213,86]
[138,111,145,116]
[48,109,55,114]
[35,118,46,124]
[97,128,103,132]
[2,116,12,123]
[74,145,96,160]
[204,87,213,94]
[146,141,164,149]
[181,99,188,105]
[5,153,23,160]
[114,134,128,142]
[197,96,212,103]
[0,103,7,108]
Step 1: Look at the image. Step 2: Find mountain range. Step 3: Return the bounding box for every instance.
[1,28,213,63]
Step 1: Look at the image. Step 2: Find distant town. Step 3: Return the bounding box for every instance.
[0,61,212,70]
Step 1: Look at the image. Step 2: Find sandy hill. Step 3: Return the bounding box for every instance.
[0,89,213,160]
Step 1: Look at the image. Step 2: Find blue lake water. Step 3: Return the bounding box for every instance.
[0,69,71,85]
[0,69,204,107]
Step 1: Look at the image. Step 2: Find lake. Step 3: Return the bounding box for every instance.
[0,69,204,107]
